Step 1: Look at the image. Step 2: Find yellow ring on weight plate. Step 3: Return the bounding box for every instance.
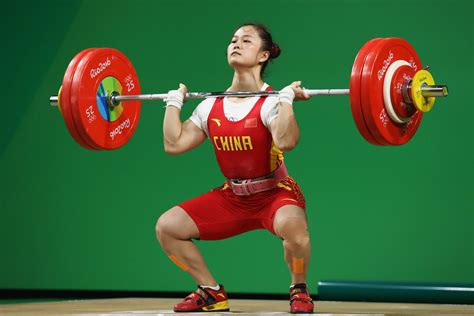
[57,85,63,114]
[411,69,435,112]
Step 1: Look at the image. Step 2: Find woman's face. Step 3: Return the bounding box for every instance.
[227,26,270,70]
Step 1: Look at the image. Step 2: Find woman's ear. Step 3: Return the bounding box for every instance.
[259,51,270,64]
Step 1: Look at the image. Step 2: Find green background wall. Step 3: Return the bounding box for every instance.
[1,0,472,294]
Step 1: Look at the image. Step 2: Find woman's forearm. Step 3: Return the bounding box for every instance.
[163,107,183,147]
[273,102,300,151]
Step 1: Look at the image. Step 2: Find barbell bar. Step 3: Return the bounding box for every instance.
[49,85,448,108]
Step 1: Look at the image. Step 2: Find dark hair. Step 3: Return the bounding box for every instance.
[234,23,281,77]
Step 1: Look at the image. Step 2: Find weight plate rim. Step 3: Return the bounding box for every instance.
[60,48,99,150]
[349,37,384,145]
[69,49,104,150]
[361,38,391,145]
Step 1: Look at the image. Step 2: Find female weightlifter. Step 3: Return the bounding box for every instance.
[156,23,314,314]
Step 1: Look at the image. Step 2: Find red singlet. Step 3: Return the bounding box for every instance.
[178,88,306,240]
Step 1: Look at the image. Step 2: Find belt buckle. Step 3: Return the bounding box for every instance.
[230,178,243,184]
[230,178,252,196]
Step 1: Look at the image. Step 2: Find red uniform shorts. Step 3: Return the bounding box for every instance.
[178,177,306,240]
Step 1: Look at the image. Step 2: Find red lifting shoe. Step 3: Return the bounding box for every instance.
[174,284,230,312]
[290,283,314,314]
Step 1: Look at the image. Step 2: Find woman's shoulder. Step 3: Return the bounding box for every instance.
[196,97,217,110]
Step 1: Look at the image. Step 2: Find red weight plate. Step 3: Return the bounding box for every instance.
[390,65,416,119]
[71,48,141,150]
[361,38,423,145]
[349,38,384,145]
[68,49,106,150]
[60,48,98,150]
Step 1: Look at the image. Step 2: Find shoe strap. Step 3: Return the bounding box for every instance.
[291,291,312,300]
[290,292,313,304]
[184,290,207,306]
[290,286,309,296]
[290,286,313,305]
[196,286,217,304]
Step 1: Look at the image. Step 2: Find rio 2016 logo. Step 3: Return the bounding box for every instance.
[90,57,111,79]
[377,51,394,81]
[110,118,131,140]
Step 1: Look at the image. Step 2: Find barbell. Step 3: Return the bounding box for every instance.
[49,37,448,150]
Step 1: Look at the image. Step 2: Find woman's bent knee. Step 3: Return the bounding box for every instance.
[284,233,310,250]
[155,206,199,241]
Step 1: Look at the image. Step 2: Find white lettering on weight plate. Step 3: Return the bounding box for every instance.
[124,74,135,92]
[90,57,111,79]
[86,105,97,123]
[110,118,130,140]
[379,108,389,127]
[377,51,394,81]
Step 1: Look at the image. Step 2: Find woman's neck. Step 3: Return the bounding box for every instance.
[228,68,264,92]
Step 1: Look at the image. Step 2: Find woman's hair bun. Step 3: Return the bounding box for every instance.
[270,43,281,59]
